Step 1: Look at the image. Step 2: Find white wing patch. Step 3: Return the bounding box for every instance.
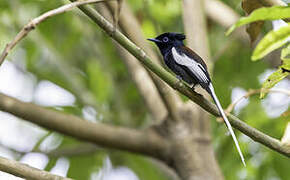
[172,47,209,83]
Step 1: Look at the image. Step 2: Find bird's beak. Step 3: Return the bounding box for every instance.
[147,38,162,43]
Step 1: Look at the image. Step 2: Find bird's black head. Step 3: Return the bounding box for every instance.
[147,32,186,55]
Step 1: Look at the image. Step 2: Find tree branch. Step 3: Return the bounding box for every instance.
[70,3,290,157]
[0,93,170,160]
[181,0,223,179]
[0,156,72,180]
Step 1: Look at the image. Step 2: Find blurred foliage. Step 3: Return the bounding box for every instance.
[0,0,289,180]
[252,22,290,98]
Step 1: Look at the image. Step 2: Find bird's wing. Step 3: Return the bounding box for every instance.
[180,46,209,70]
[171,47,210,85]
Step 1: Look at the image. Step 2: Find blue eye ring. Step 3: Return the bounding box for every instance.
[163,37,169,42]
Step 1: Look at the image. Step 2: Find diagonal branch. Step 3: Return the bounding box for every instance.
[0,93,170,160]
[0,156,72,180]
[70,3,290,157]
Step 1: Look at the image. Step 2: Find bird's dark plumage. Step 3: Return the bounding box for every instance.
[148,32,246,166]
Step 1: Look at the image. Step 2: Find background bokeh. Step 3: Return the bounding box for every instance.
[0,0,289,179]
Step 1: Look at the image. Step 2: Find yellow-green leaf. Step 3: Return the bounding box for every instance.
[226,6,290,35]
[260,68,289,98]
[252,24,290,61]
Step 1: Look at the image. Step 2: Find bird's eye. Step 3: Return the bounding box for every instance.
[163,37,169,42]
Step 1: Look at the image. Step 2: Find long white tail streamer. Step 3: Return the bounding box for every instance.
[209,83,246,166]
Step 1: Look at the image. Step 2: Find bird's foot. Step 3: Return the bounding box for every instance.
[173,75,183,89]
[190,84,197,91]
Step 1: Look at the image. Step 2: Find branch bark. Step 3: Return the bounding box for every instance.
[0,93,170,160]
[0,156,72,180]
[69,2,290,157]
[181,0,223,179]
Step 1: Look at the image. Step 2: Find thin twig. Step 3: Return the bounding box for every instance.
[0,156,72,180]
[0,0,112,67]
[227,88,290,114]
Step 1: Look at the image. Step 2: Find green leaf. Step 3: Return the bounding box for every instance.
[252,24,290,61]
[226,6,290,35]
[260,68,289,98]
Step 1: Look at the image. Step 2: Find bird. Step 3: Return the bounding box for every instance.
[148,32,246,166]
